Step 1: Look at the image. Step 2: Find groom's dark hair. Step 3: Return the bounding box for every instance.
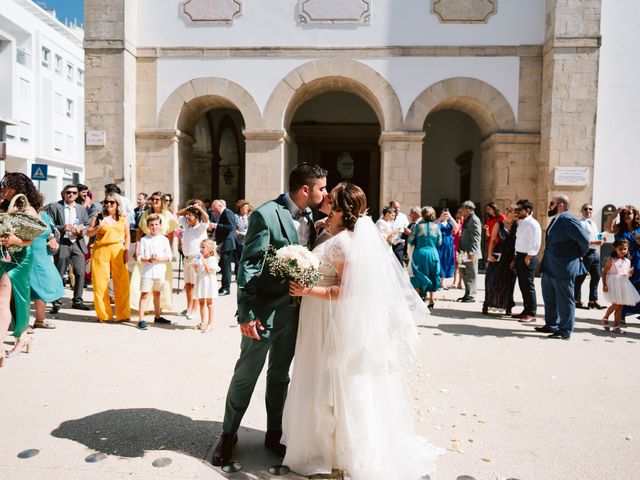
[289,163,327,192]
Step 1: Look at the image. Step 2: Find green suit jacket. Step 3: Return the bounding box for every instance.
[236,194,311,328]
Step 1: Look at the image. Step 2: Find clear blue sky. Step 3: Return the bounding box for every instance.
[36,0,84,25]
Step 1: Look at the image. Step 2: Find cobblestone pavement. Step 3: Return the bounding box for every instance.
[1,271,639,480]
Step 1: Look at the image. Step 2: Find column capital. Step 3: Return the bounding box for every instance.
[243,129,291,144]
[378,130,425,146]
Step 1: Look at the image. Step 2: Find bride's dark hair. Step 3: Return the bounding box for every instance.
[332,183,367,231]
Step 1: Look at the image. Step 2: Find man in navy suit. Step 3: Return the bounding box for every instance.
[210,199,237,295]
[535,195,590,339]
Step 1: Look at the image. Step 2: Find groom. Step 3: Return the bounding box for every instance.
[212,163,327,466]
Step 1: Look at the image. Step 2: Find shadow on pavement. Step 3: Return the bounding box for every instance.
[51,408,302,479]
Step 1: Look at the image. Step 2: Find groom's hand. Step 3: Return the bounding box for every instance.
[240,319,264,340]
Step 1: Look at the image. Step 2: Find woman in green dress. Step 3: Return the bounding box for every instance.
[30,209,65,329]
[408,206,442,309]
[0,173,42,364]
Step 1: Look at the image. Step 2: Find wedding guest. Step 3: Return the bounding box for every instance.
[605,204,640,323]
[132,192,148,243]
[376,205,395,246]
[512,199,541,322]
[104,183,135,227]
[30,205,64,329]
[210,199,237,296]
[0,173,41,363]
[483,204,518,315]
[177,201,210,319]
[436,208,459,289]
[234,199,250,273]
[602,239,640,334]
[76,183,98,218]
[130,191,180,313]
[136,214,173,330]
[457,201,482,303]
[535,195,589,339]
[409,206,442,308]
[193,239,220,332]
[574,204,604,309]
[389,200,410,264]
[453,207,464,289]
[47,184,91,313]
[403,206,421,269]
[88,193,131,323]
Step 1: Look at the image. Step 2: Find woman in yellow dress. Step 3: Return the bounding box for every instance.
[130,191,180,312]
[88,193,130,322]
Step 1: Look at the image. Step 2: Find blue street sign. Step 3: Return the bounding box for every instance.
[31,163,48,181]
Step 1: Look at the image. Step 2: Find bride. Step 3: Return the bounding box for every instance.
[282,183,441,479]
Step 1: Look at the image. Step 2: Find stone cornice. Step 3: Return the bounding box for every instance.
[243,130,291,144]
[84,39,138,56]
[135,44,543,59]
[378,131,426,145]
[481,132,541,149]
[544,35,601,54]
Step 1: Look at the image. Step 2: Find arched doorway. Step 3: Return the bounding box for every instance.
[422,109,482,210]
[177,101,245,207]
[288,91,381,215]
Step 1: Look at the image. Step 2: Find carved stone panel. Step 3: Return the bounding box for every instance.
[298,0,371,25]
[432,0,497,24]
[181,0,243,24]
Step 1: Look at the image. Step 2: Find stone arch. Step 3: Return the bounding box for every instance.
[157,77,263,134]
[263,58,404,131]
[405,77,516,137]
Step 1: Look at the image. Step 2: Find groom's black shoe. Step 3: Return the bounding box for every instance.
[211,432,238,466]
[264,430,287,458]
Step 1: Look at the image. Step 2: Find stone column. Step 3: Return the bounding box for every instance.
[379,131,425,210]
[135,130,183,202]
[243,130,289,207]
[480,133,541,207]
[538,0,602,219]
[84,0,138,196]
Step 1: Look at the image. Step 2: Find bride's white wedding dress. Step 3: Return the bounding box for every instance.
[282,217,442,479]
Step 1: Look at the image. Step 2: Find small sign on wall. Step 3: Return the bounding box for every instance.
[86,130,106,146]
[554,167,589,186]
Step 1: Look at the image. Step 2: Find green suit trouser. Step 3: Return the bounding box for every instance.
[222,318,298,435]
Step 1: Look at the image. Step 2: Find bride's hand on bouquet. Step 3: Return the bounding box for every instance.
[240,319,264,340]
[289,281,309,297]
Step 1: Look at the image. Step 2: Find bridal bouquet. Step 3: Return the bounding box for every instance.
[265,244,323,306]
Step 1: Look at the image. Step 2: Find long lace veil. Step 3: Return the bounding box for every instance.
[328,216,429,375]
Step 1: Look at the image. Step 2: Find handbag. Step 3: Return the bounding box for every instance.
[0,194,48,251]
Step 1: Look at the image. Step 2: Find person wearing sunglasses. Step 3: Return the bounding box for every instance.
[88,193,131,322]
[46,184,91,313]
[574,204,605,310]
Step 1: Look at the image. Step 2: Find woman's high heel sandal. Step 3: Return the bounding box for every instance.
[6,334,32,358]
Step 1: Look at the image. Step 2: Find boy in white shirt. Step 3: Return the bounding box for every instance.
[137,214,173,330]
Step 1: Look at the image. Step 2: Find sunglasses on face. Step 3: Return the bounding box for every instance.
[583,208,593,211]
[151,197,162,201]
[515,207,524,212]
[66,191,78,195]
[105,200,117,205]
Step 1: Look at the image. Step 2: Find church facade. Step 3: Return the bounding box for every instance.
[84,0,633,223]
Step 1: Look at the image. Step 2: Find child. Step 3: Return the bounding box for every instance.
[193,239,220,332]
[177,202,210,319]
[602,239,640,334]
[136,214,173,330]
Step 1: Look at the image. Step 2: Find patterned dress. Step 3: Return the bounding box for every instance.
[409,221,442,292]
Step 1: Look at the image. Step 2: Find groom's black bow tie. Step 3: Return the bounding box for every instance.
[293,210,309,221]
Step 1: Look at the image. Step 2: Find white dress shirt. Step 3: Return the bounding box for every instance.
[579,216,600,244]
[63,202,78,241]
[390,212,409,245]
[137,234,172,279]
[179,217,210,257]
[283,193,311,247]
[515,214,541,255]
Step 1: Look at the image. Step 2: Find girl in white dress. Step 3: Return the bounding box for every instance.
[193,239,220,332]
[283,183,442,480]
[602,239,640,334]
